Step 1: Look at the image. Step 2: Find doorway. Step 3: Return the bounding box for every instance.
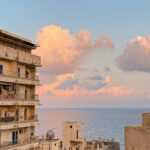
[12,131,18,145]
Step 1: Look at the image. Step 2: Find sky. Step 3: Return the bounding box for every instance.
[1,0,150,108]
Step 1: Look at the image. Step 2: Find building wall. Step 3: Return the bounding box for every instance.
[0,30,41,150]
[0,126,34,145]
[125,113,150,150]
[39,140,61,150]
[62,122,84,150]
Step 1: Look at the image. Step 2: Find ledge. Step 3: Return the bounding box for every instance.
[0,99,40,106]
[0,139,39,150]
[0,119,39,130]
[0,75,40,86]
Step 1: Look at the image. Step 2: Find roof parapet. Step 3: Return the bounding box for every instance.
[0,29,36,49]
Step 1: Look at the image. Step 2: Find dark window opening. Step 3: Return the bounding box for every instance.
[76,130,78,139]
[0,65,3,75]
[19,128,23,134]
[0,87,2,95]
[24,109,27,120]
[70,125,72,128]
[16,109,19,121]
[17,68,20,77]
[12,131,18,145]
[25,89,27,99]
[25,70,29,78]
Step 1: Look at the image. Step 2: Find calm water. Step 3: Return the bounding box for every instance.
[36,108,150,150]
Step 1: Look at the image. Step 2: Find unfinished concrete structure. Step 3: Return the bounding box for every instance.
[0,30,41,149]
[125,113,150,150]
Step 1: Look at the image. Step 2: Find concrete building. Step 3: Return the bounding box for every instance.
[0,30,41,150]
[39,122,120,150]
[62,122,85,150]
[39,139,61,150]
[62,122,120,150]
[125,113,150,150]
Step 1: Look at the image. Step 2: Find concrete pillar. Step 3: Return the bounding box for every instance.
[97,143,100,150]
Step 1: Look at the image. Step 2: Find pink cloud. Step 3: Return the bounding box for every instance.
[36,74,137,99]
[116,35,150,72]
[34,25,114,75]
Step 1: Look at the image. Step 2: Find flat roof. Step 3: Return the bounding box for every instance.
[0,29,36,49]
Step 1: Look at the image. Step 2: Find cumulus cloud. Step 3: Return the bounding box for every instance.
[116,36,150,72]
[34,25,114,75]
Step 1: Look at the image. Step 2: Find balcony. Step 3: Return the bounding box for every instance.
[0,94,40,106]
[0,45,41,67]
[0,70,40,85]
[0,115,39,130]
[18,51,41,67]
[0,137,40,150]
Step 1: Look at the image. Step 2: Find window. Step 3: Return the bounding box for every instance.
[19,128,23,134]
[25,70,29,78]
[70,125,72,128]
[17,68,20,77]
[31,132,33,136]
[76,130,78,139]
[25,89,27,99]
[0,87,2,95]
[24,109,27,120]
[0,65,3,75]
[12,131,18,145]
[16,109,19,121]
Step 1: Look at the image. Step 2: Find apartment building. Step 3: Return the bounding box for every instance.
[0,30,41,150]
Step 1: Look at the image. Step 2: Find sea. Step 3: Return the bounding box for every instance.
[36,108,150,150]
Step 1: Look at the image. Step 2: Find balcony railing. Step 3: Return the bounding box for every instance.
[0,45,41,67]
[0,70,39,81]
[18,50,41,67]
[0,115,38,123]
[0,136,39,148]
[0,94,39,101]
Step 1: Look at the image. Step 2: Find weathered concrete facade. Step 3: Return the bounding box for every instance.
[39,139,61,150]
[0,30,41,150]
[61,122,120,150]
[125,113,150,150]
[62,122,85,150]
[39,122,120,150]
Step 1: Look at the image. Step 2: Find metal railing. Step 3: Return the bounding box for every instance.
[0,94,39,101]
[0,70,39,81]
[0,115,38,123]
[0,136,40,148]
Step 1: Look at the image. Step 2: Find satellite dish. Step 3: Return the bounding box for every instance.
[46,130,55,140]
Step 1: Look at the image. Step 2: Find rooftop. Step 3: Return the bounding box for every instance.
[0,29,36,49]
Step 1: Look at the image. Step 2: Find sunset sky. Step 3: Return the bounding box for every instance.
[1,0,150,108]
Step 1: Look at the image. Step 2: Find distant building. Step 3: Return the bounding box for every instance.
[0,30,41,149]
[39,139,61,150]
[62,122,120,150]
[40,122,120,150]
[125,113,150,150]
[62,122,85,150]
